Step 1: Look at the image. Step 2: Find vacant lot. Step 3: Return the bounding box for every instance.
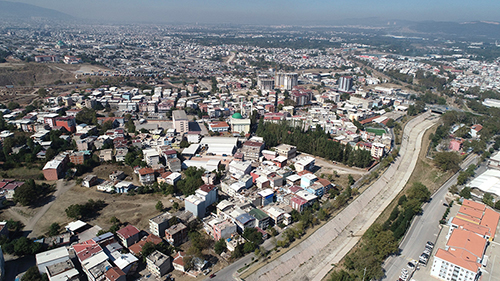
[30,183,180,237]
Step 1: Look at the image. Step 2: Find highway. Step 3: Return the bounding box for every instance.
[382,153,481,280]
[221,112,438,281]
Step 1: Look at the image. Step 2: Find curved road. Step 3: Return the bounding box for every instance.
[209,112,439,281]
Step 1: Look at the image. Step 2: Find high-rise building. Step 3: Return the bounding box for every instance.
[275,72,298,90]
[172,110,189,134]
[338,76,353,92]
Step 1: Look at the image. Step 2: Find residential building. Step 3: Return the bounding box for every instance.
[42,153,69,180]
[213,220,237,241]
[36,247,71,274]
[99,149,113,162]
[275,144,297,159]
[149,212,173,238]
[185,195,205,218]
[46,259,79,281]
[146,250,171,278]
[116,225,140,248]
[165,223,188,246]
[143,149,160,166]
[241,140,264,161]
[172,110,189,134]
[172,251,187,272]
[82,175,99,188]
[138,168,155,185]
[249,208,271,230]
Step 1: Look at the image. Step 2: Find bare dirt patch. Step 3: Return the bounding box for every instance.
[30,183,179,237]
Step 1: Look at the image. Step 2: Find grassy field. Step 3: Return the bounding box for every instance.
[1,166,44,180]
[366,127,387,136]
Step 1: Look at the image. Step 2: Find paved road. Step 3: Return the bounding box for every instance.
[382,154,480,280]
[234,112,438,281]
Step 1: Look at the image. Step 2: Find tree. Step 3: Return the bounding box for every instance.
[483,193,494,207]
[75,108,97,125]
[37,88,48,98]
[434,152,460,172]
[495,200,500,210]
[407,182,431,203]
[172,202,179,211]
[22,266,47,281]
[459,186,472,199]
[214,239,227,255]
[243,242,256,253]
[156,201,164,212]
[14,180,53,206]
[348,174,355,186]
[48,223,60,236]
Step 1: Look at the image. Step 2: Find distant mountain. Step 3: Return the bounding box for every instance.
[408,21,500,39]
[0,1,73,20]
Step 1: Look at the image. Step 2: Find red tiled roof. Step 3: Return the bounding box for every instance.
[138,168,154,176]
[116,225,139,239]
[104,267,125,281]
[199,184,215,193]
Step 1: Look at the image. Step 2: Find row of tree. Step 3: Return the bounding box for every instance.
[330,182,430,281]
[256,120,373,168]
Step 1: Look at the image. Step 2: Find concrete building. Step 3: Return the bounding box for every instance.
[213,220,237,241]
[172,110,189,135]
[275,144,297,160]
[149,212,173,238]
[116,225,140,248]
[146,250,171,278]
[241,140,265,161]
[185,194,205,218]
[338,76,353,93]
[42,153,69,181]
[165,223,187,246]
[36,247,71,274]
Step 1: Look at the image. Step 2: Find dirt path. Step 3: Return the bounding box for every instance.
[313,156,369,176]
[26,180,75,237]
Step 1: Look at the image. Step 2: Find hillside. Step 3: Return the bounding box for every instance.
[0,1,72,20]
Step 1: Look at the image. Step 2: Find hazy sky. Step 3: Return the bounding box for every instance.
[8,0,500,24]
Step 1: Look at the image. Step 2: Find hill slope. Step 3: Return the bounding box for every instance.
[0,1,72,20]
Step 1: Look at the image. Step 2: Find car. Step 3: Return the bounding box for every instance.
[426,241,435,247]
[443,203,449,207]
[407,262,415,269]
[423,248,432,255]
[209,274,216,278]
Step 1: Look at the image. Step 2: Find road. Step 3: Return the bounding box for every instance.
[213,112,437,281]
[382,153,480,280]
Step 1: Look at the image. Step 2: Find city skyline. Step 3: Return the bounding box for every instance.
[5,0,500,25]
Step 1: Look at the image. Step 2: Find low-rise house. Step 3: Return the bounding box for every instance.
[115,181,135,193]
[109,171,126,181]
[172,251,187,272]
[138,168,156,185]
[81,252,111,281]
[235,213,256,232]
[165,223,188,246]
[249,208,271,230]
[128,234,163,256]
[275,144,297,159]
[46,259,79,281]
[104,267,126,281]
[295,156,315,172]
[99,149,113,162]
[115,148,128,162]
[146,250,172,278]
[82,175,99,188]
[116,225,140,248]
[213,220,237,241]
[36,247,71,274]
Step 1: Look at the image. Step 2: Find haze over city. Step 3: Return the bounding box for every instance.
[5,0,500,24]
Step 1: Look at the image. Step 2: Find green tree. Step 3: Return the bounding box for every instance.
[156,201,164,212]
[407,182,431,202]
[434,152,460,172]
[495,200,500,210]
[483,193,494,207]
[22,266,47,281]
[214,239,227,255]
[348,174,355,186]
[459,186,472,199]
[48,223,60,236]
[37,88,48,98]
